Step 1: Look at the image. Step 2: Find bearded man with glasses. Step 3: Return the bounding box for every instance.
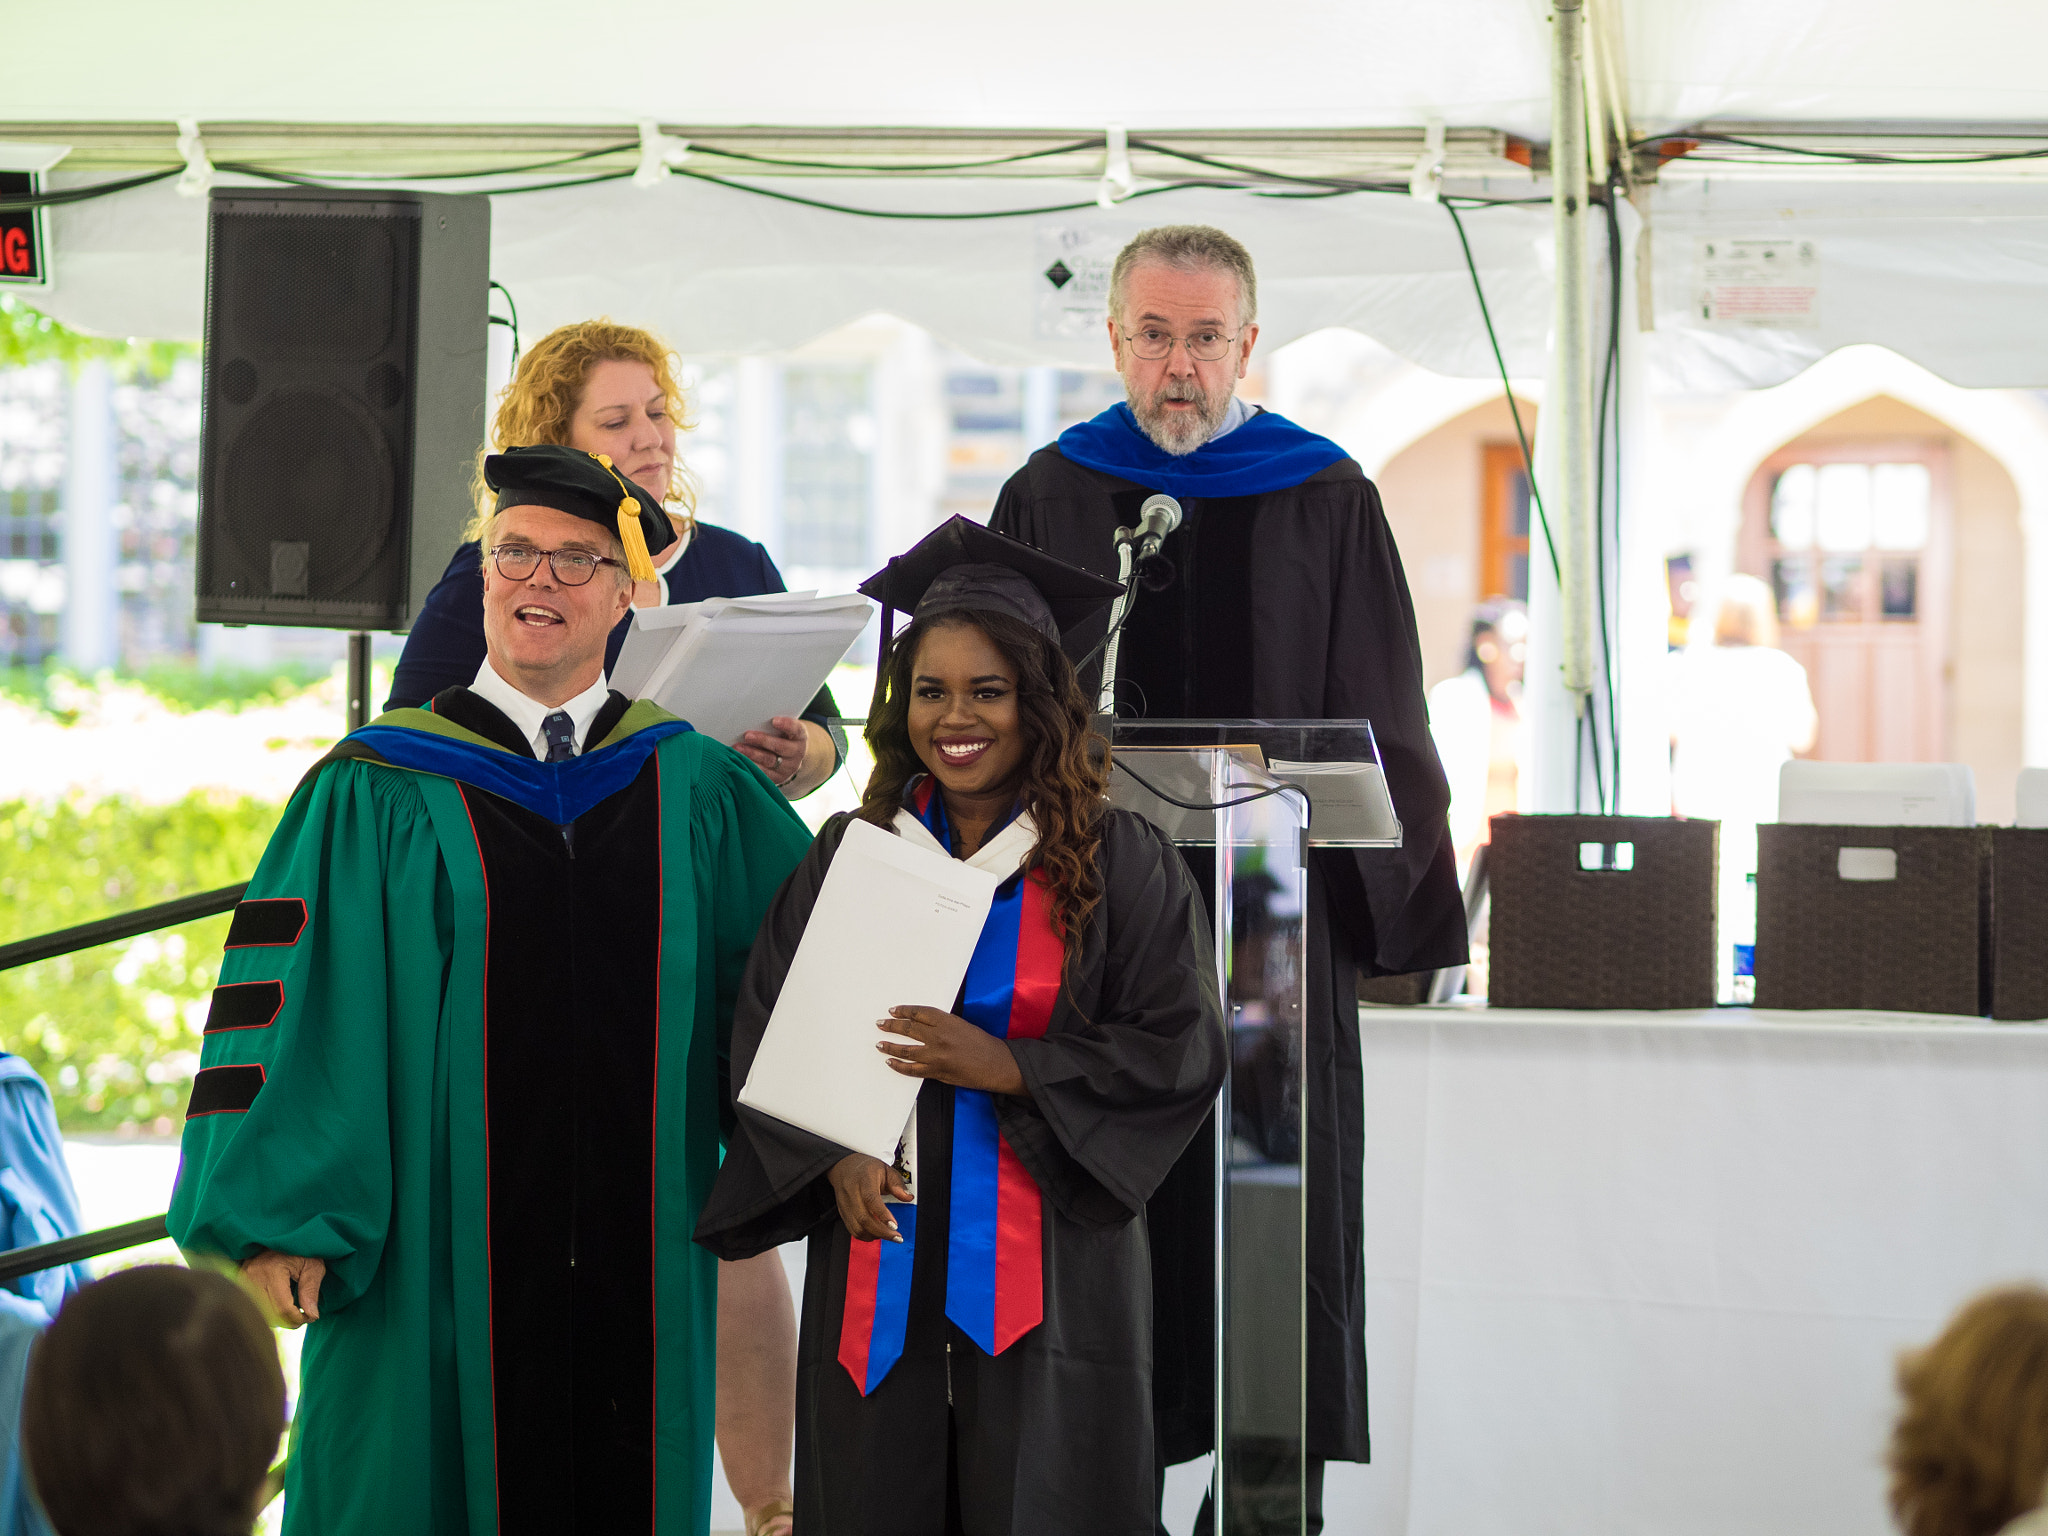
[991,224,1465,1535]
[170,443,814,1536]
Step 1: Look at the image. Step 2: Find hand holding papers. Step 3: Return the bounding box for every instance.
[737,819,999,1163]
[610,591,871,746]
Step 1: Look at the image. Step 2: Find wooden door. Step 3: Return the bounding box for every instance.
[1480,442,1532,601]
[1737,441,1950,762]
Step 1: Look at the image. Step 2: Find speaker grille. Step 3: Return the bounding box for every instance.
[223,216,399,360]
[197,198,422,625]
[220,388,396,597]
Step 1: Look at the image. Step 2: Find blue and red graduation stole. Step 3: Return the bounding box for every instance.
[837,780,1058,1396]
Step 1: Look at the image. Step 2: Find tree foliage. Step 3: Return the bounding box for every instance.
[0,294,193,379]
[0,794,283,1131]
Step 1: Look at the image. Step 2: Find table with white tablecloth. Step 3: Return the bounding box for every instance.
[1321,1006,2048,1536]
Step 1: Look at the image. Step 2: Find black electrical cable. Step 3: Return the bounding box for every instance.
[695,138,1106,174]
[670,167,1240,220]
[1640,131,2048,167]
[488,279,521,367]
[1595,186,1623,810]
[1441,199,1560,583]
[1110,756,1312,824]
[228,142,642,183]
[0,167,180,212]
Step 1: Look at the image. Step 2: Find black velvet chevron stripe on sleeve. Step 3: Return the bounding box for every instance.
[202,980,285,1034]
[186,1064,266,1118]
[224,898,307,949]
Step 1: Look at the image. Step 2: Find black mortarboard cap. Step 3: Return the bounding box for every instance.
[483,444,678,581]
[858,516,1124,655]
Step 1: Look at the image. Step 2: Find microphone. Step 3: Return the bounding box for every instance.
[1119,493,1183,591]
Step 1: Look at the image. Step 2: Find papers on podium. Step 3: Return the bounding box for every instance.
[737,818,999,1164]
[610,591,871,746]
[1267,760,1402,844]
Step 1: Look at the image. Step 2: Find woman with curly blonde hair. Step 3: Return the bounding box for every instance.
[388,318,841,801]
[1890,1285,2048,1536]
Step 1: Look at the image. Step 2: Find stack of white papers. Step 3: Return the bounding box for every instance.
[1268,760,1402,845]
[737,818,999,1164]
[611,591,871,746]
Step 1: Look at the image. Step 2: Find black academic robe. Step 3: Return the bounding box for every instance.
[697,808,1226,1536]
[991,445,1467,1465]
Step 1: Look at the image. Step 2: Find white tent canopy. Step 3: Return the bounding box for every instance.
[11,1,2048,389]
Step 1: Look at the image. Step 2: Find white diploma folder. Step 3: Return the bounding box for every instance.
[737,818,999,1163]
[610,591,871,746]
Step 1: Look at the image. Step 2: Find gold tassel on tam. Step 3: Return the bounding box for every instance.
[592,452,660,583]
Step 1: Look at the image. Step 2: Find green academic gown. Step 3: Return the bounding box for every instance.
[169,688,813,1536]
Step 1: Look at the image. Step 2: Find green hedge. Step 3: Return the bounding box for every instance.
[0,795,283,1131]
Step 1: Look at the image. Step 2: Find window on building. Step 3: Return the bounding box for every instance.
[0,363,65,668]
[1768,460,1930,628]
[781,364,873,570]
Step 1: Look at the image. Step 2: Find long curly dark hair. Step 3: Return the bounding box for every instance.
[859,609,1109,957]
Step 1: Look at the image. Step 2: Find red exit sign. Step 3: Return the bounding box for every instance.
[0,173,46,287]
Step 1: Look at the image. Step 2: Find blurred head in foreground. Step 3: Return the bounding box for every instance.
[24,1265,285,1536]
[1890,1285,2048,1536]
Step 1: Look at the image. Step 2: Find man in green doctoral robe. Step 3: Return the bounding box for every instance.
[170,445,816,1536]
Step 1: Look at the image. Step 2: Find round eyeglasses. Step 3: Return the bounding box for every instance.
[1119,326,1243,363]
[488,544,623,587]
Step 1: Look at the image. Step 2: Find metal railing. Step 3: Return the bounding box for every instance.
[0,883,247,973]
[0,884,255,1274]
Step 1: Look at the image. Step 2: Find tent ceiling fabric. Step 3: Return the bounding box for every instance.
[9,0,2048,136]
[10,0,2048,383]
[30,172,1556,376]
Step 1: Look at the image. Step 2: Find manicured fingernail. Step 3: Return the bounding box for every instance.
[886,1219,898,1230]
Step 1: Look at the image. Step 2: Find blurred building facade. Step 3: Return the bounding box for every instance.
[8,320,2048,826]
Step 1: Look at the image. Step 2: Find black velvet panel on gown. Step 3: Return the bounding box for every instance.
[430,686,663,1533]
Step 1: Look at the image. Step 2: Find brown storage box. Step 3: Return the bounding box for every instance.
[1488,815,1718,1010]
[1755,825,1990,1015]
[1992,828,2048,1020]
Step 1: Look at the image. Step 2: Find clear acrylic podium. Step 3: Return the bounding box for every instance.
[1107,720,1400,1536]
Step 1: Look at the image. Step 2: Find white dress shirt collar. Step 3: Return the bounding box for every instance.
[469,660,612,759]
[1206,394,1257,443]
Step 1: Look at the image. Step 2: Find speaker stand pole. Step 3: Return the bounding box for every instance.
[346,632,372,733]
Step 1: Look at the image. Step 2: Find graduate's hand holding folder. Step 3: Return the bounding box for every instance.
[738,819,1004,1238]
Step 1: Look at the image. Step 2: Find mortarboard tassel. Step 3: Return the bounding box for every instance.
[592,452,660,583]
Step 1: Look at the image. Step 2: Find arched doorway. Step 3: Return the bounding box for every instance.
[1734,394,2025,819]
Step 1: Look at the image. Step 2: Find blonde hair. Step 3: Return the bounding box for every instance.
[1689,572,1782,650]
[464,318,698,544]
[1890,1285,2048,1536]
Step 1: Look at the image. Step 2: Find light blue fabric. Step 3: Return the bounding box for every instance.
[0,1059,89,1325]
[0,1307,53,1536]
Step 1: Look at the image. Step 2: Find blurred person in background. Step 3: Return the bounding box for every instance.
[22,1266,284,1536]
[1428,598,1528,878]
[1665,574,1817,990]
[1889,1285,2048,1536]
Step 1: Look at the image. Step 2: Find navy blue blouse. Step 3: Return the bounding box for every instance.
[385,522,843,744]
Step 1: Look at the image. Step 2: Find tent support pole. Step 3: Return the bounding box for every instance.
[1533,0,1600,812]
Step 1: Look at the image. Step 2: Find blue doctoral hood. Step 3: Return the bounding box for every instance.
[1054,401,1351,499]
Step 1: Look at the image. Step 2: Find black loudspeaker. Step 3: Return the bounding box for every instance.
[195,187,490,629]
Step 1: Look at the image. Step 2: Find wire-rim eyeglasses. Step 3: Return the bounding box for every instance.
[487,544,625,587]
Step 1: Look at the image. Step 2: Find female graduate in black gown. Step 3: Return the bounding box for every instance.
[698,519,1226,1535]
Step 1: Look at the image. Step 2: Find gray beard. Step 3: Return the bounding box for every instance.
[1126,377,1233,457]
